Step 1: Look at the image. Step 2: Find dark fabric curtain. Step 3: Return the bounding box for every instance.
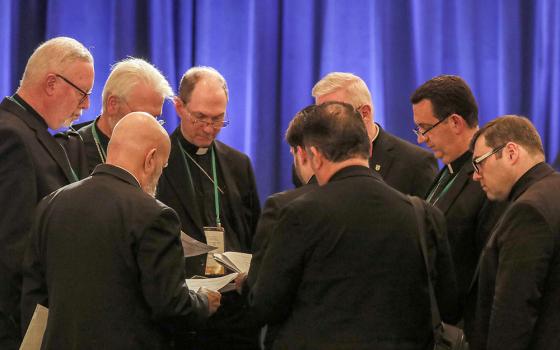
[1,0,559,200]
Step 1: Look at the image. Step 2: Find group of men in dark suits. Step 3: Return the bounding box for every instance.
[1,35,559,350]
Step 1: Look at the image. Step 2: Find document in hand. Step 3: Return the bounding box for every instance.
[20,304,48,350]
[213,252,252,273]
[180,231,217,257]
[185,273,238,292]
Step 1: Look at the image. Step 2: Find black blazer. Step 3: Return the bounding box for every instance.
[426,159,506,339]
[472,163,560,350]
[247,179,317,289]
[157,129,261,277]
[21,164,209,350]
[370,124,438,197]
[251,166,458,350]
[0,97,75,346]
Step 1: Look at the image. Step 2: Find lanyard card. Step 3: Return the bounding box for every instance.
[204,226,225,276]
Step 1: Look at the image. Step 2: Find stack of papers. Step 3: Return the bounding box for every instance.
[213,252,252,273]
[185,273,238,292]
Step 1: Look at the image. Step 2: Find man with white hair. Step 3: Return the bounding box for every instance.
[0,36,94,349]
[309,72,438,196]
[66,57,173,176]
[21,112,221,349]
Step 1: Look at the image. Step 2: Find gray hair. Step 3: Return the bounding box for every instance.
[20,37,93,87]
[312,72,373,116]
[101,57,173,113]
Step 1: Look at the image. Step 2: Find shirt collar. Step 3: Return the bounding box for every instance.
[448,150,472,174]
[12,94,48,129]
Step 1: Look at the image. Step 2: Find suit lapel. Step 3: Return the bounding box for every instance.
[370,124,395,178]
[35,129,76,183]
[165,131,204,230]
[4,99,75,183]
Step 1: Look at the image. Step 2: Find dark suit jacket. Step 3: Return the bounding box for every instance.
[156,129,261,277]
[247,179,317,289]
[426,156,506,339]
[370,124,438,196]
[21,164,209,350]
[471,163,560,350]
[251,166,458,350]
[291,125,438,197]
[0,97,75,348]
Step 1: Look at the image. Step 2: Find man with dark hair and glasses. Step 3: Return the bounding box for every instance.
[410,75,506,341]
[156,66,261,349]
[469,115,560,350]
[0,37,94,349]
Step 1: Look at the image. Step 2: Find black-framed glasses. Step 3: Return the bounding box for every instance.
[55,74,91,104]
[413,115,450,137]
[184,106,230,129]
[472,144,506,173]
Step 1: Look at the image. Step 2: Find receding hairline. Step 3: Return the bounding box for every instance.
[178,66,229,104]
[20,36,93,88]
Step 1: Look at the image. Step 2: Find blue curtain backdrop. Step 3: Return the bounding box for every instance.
[1,0,559,201]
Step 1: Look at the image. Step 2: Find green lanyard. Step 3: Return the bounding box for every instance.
[91,121,107,163]
[426,167,462,206]
[177,138,222,228]
[8,96,79,183]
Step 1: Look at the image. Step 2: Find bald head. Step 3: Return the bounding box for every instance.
[107,112,170,196]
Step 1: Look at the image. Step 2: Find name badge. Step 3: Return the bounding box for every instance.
[204,226,225,276]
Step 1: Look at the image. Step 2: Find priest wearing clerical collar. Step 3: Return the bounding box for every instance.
[410,74,507,342]
[156,67,261,349]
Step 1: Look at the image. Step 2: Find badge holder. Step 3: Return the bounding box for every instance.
[204,226,225,276]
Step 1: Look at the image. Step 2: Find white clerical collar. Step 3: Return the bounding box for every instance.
[447,163,455,174]
[196,147,209,155]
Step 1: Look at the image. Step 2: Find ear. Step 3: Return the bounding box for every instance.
[449,114,466,134]
[45,73,57,96]
[360,104,373,121]
[173,96,185,116]
[308,146,323,169]
[106,95,120,114]
[144,148,157,173]
[504,142,520,164]
[296,146,308,164]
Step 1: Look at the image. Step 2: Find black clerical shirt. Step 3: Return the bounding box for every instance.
[178,135,238,251]
[427,151,471,205]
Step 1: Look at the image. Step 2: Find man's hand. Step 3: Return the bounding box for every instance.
[200,288,221,315]
[234,272,247,294]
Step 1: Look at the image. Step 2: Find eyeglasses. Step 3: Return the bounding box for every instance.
[184,106,230,129]
[472,144,506,173]
[56,74,92,104]
[413,115,450,137]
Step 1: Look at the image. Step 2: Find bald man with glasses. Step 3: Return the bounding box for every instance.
[410,75,506,342]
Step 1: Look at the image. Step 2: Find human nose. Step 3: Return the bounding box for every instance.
[416,132,427,144]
